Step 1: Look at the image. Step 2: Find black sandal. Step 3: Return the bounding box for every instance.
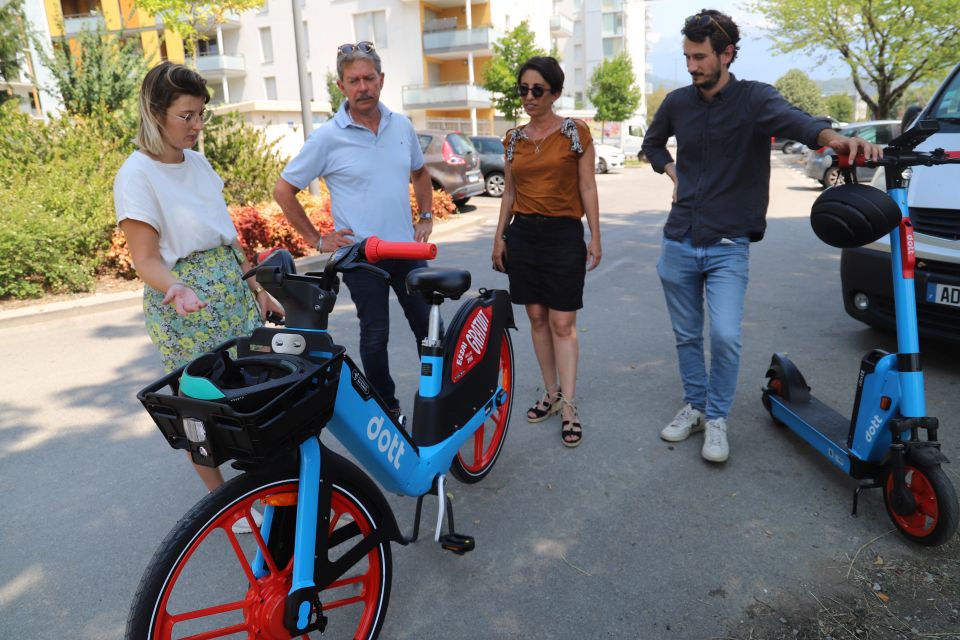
[526,386,561,423]
[560,399,582,448]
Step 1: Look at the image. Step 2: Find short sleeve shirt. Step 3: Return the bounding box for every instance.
[281,102,425,242]
[504,118,592,219]
[113,149,238,269]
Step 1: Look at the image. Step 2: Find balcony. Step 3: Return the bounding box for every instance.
[550,14,574,37]
[195,53,246,80]
[63,12,105,35]
[423,25,500,59]
[402,83,491,110]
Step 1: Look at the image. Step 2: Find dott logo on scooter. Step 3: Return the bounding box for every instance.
[366,415,406,470]
[865,414,883,442]
[452,306,492,382]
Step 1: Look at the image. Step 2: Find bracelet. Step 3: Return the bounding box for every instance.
[251,285,264,295]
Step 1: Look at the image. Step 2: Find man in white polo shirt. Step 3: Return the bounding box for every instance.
[274,41,435,420]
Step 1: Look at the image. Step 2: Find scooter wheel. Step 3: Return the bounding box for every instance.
[762,365,786,425]
[883,464,959,546]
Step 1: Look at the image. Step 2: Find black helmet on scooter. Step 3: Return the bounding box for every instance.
[809,183,902,248]
[180,350,312,413]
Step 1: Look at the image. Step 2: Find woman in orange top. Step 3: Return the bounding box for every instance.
[491,56,602,448]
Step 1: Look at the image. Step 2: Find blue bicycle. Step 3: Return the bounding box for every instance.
[127,237,515,638]
[762,120,960,546]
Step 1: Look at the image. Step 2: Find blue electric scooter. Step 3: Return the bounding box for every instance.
[762,120,960,546]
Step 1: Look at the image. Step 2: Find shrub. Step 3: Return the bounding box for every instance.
[410,186,457,221]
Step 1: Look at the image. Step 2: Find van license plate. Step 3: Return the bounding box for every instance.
[926,282,960,307]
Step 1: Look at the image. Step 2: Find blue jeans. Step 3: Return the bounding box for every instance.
[342,259,430,412]
[656,234,750,420]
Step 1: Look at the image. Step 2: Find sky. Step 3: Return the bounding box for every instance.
[644,0,847,86]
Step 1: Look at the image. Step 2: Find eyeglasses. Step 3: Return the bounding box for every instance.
[170,109,212,125]
[516,85,546,98]
[685,13,732,45]
[337,41,376,57]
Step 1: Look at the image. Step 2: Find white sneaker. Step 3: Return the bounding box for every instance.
[231,507,263,534]
[660,404,705,442]
[701,418,730,463]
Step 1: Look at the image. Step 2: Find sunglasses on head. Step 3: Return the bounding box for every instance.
[337,41,376,56]
[516,85,546,98]
[685,13,732,44]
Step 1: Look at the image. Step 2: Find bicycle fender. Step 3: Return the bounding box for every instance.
[906,442,950,467]
[322,447,407,546]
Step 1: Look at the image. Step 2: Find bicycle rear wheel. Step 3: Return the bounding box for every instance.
[126,463,392,639]
[450,329,514,484]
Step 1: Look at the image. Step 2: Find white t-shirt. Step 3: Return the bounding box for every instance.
[114,149,239,269]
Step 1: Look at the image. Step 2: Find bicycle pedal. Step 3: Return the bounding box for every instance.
[439,533,475,555]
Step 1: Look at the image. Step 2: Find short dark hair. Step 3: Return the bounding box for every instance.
[516,56,564,94]
[681,9,740,65]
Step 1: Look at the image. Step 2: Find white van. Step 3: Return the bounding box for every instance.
[840,61,960,343]
[621,123,647,161]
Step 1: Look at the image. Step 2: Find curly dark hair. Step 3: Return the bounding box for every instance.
[681,9,740,65]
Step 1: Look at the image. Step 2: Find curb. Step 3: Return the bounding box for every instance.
[0,210,486,329]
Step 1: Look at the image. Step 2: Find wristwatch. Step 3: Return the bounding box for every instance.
[420,211,433,220]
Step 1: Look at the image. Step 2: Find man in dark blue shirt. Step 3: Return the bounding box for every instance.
[641,9,882,463]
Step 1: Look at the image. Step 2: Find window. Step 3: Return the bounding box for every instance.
[574,43,583,63]
[602,37,623,58]
[353,10,388,48]
[574,67,584,85]
[264,76,277,100]
[602,12,623,36]
[302,21,310,58]
[259,27,273,63]
[417,134,432,154]
[197,38,219,56]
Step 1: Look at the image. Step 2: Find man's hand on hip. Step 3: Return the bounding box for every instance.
[318,228,355,252]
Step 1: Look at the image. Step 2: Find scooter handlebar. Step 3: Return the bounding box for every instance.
[831,149,960,169]
[363,236,437,263]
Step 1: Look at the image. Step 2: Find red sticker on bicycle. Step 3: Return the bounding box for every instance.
[451,305,492,383]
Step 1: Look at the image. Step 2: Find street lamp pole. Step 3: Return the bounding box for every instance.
[290,0,319,195]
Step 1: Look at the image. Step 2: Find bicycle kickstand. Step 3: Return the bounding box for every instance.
[407,474,476,555]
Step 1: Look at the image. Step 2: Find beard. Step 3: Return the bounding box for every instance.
[691,67,722,91]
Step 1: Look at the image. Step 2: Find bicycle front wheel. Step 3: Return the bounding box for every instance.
[450,329,514,484]
[127,464,392,639]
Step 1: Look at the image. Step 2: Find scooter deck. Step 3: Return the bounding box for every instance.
[772,395,853,472]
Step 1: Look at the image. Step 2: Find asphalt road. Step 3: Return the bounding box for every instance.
[1,157,958,639]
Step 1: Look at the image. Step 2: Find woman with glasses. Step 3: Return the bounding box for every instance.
[114,62,282,508]
[491,56,602,448]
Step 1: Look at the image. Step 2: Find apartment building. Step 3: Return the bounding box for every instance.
[16,0,647,155]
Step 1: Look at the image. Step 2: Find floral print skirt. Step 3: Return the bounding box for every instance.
[143,245,262,373]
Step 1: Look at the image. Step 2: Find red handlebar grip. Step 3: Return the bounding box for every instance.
[364,236,437,262]
[835,154,866,169]
[947,151,960,159]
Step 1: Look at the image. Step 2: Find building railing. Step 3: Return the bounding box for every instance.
[424,17,458,33]
[426,117,494,135]
[195,53,246,76]
[63,12,106,35]
[402,83,492,109]
[422,26,500,54]
[549,14,574,37]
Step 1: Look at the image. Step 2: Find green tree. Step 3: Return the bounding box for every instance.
[325,70,343,113]
[774,69,826,116]
[483,21,547,124]
[35,27,148,117]
[825,93,853,122]
[135,0,265,61]
[587,52,642,143]
[645,85,668,126]
[747,0,960,119]
[0,0,26,107]
[203,111,285,205]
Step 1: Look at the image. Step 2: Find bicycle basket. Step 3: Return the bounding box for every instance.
[137,338,345,467]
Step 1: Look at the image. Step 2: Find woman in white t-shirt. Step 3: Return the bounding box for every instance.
[114,62,283,497]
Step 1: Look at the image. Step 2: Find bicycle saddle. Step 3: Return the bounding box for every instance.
[406,268,471,300]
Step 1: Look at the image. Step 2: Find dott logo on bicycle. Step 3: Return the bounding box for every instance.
[366,415,406,469]
[452,305,492,382]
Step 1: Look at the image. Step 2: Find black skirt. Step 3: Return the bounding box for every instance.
[504,213,586,311]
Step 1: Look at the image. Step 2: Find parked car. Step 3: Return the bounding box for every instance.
[469,135,506,197]
[803,119,901,187]
[840,61,960,343]
[594,143,625,173]
[621,123,646,161]
[416,129,486,206]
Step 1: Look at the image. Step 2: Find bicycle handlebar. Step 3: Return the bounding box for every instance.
[832,149,960,170]
[363,236,437,263]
